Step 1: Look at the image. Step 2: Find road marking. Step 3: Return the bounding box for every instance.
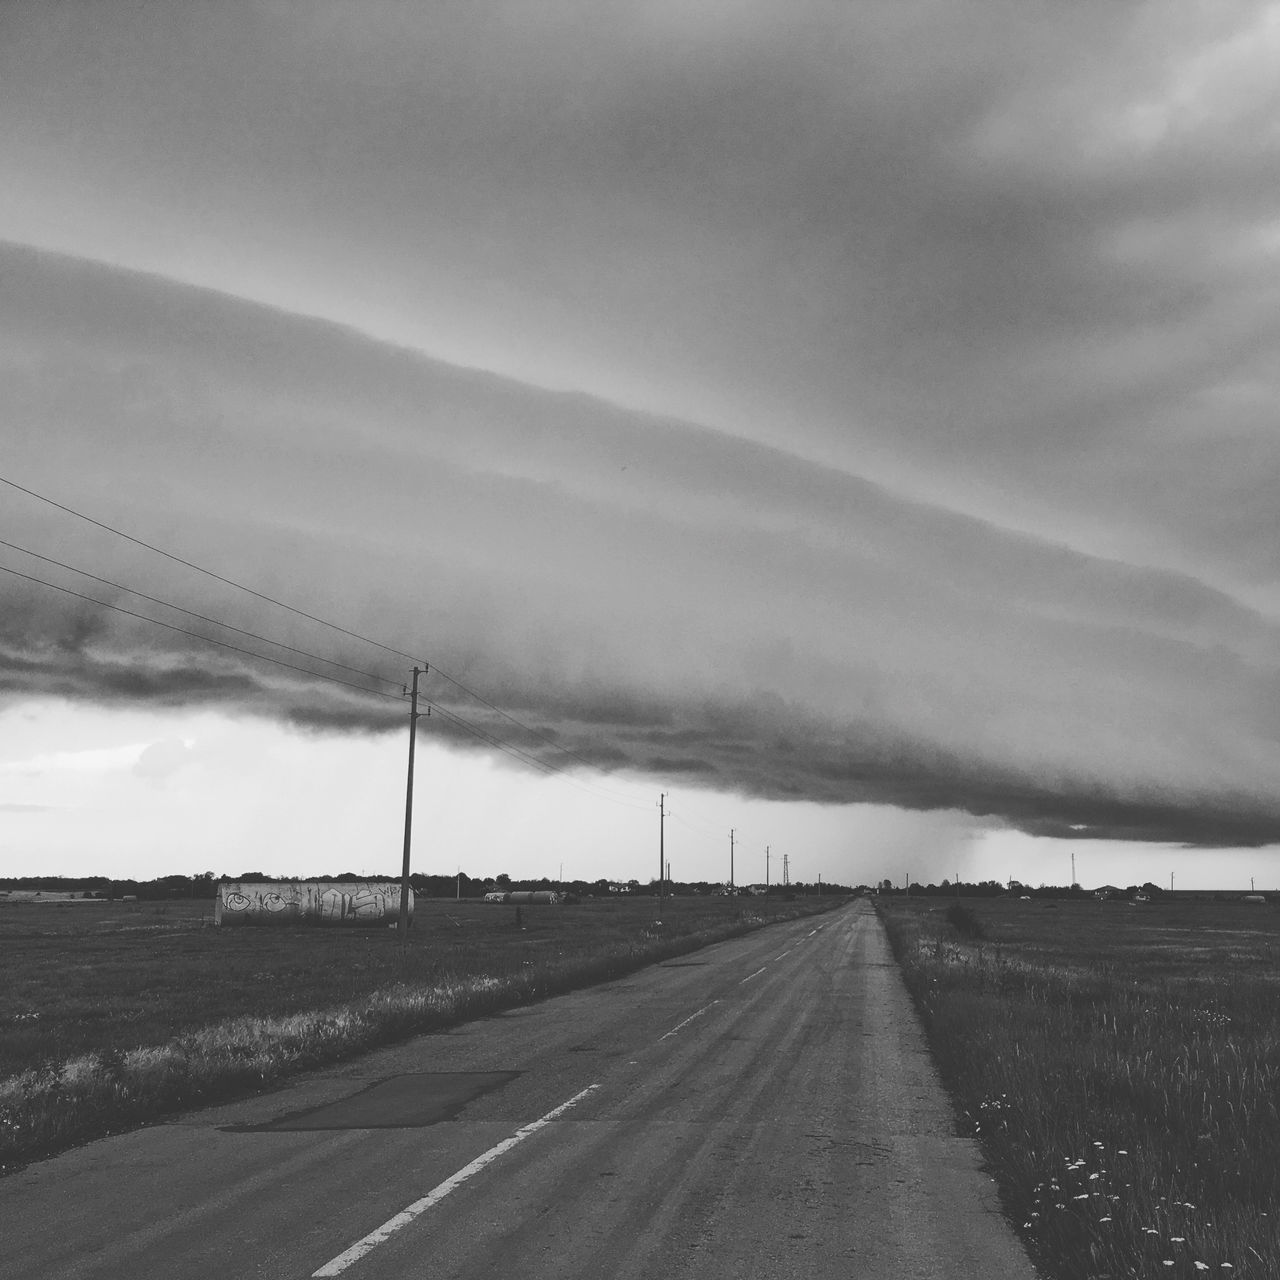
[739,966,767,984]
[311,1084,600,1276]
[775,949,792,959]
[660,1000,720,1041]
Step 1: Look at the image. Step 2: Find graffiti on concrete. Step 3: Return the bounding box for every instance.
[214,881,411,926]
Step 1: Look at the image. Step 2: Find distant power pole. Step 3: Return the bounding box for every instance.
[766,845,770,888]
[782,852,790,887]
[729,828,735,888]
[398,665,425,938]
[1071,851,1077,887]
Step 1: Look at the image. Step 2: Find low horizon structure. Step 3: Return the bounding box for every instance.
[214,880,412,926]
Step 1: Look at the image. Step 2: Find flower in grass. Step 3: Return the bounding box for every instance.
[1172,1237,1186,1244]
[1193,1265,1208,1273]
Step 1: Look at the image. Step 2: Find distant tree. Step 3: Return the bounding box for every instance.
[495,873,511,887]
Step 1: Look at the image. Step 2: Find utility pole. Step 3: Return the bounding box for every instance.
[766,845,770,888]
[1071,851,1077,888]
[729,828,735,889]
[398,665,425,938]
[782,851,790,888]
[657,793,667,918]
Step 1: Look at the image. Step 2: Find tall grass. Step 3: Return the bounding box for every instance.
[0,897,836,1172]
[879,899,1280,1279]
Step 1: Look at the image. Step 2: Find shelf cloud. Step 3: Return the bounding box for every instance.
[4,241,1279,845]
[2,3,1279,859]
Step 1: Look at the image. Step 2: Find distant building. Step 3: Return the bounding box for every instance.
[215,880,409,926]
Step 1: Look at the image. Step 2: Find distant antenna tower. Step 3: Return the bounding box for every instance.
[782,852,790,887]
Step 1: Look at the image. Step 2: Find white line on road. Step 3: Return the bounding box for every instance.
[311,1084,600,1277]
[775,949,792,959]
[739,966,767,985]
[659,1000,720,1041]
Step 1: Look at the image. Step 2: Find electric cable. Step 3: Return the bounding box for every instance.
[0,474,425,666]
[0,562,404,704]
[0,536,403,693]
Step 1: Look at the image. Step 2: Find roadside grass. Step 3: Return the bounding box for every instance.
[0,894,838,1171]
[878,897,1280,1280]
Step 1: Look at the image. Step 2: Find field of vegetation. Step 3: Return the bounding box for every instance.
[878,895,1280,1280]
[0,891,839,1173]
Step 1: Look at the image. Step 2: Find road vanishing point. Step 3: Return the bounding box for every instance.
[1,900,1039,1279]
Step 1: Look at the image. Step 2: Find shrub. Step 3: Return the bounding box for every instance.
[944,902,985,939]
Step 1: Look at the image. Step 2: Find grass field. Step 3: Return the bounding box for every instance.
[877,895,1280,1280]
[0,892,837,1172]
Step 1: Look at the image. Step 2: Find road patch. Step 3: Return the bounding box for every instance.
[239,1072,520,1131]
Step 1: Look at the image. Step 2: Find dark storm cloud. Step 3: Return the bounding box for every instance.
[2,3,1280,848]
[11,247,1280,846]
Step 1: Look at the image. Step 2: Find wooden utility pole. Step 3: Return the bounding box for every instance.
[398,665,424,938]
[657,792,666,917]
[766,844,770,888]
[729,828,735,889]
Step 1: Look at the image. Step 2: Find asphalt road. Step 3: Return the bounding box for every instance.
[1,901,1039,1279]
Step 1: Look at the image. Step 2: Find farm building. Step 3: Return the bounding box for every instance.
[214,881,411,926]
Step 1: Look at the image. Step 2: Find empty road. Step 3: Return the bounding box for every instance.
[1,901,1038,1279]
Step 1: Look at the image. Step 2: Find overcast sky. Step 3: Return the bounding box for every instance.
[3,1,1279,889]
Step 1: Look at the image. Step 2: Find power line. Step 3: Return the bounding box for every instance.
[0,474,425,666]
[0,537,402,693]
[0,562,404,705]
